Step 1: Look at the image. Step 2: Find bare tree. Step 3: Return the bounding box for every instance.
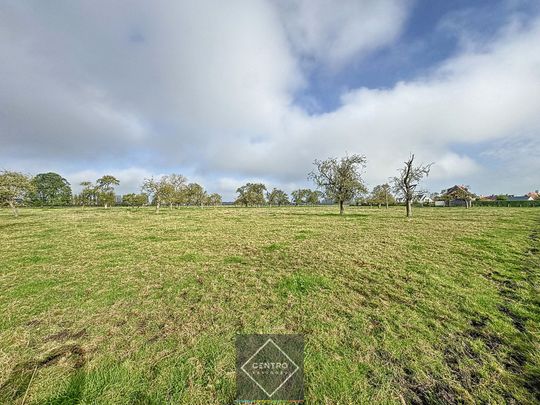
[309,154,367,215]
[392,154,433,218]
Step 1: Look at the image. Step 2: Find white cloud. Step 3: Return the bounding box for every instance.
[1,1,539,198]
[430,153,481,180]
[201,14,540,193]
[0,0,301,163]
[272,0,410,67]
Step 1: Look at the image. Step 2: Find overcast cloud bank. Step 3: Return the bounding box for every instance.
[0,0,539,198]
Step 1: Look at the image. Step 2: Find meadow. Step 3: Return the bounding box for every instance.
[0,206,538,404]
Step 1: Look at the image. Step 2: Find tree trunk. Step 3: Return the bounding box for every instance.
[156,201,160,213]
[9,201,18,217]
[339,200,344,215]
[104,203,108,209]
[406,199,412,218]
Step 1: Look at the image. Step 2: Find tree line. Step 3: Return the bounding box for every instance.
[141,174,222,212]
[0,153,434,217]
[234,184,323,207]
[0,171,223,216]
[233,154,433,218]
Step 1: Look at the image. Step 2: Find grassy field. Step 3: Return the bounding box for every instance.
[0,206,539,404]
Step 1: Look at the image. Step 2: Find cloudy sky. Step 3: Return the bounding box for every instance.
[1,0,539,199]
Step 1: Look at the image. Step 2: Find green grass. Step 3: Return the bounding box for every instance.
[0,206,539,404]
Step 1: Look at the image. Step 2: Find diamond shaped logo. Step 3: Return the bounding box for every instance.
[236,334,304,401]
[241,338,299,397]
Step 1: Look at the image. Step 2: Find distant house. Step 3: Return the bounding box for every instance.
[507,195,534,202]
[440,185,476,208]
[389,194,435,205]
[527,191,539,200]
[415,193,433,204]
